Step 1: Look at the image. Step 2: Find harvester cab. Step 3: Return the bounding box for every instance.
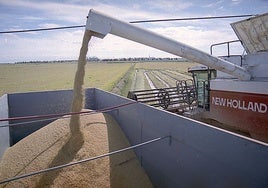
[188,65,216,110]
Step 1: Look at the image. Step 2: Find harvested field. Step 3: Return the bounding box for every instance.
[147,71,166,88]
[165,70,192,80]
[130,69,151,91]
[135,61,198,74]
[130,62,198,91]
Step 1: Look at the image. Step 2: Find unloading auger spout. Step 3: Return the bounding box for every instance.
[86,9,251,81]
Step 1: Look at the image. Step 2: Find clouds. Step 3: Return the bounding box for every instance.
[231,0,242,5]
[145,0,193,11]
[202,0,224,8]
[1,0,177,27]
[0,26,85,62]
[0,0,89,24]
[1,22,238,63]
[0,0,266,63]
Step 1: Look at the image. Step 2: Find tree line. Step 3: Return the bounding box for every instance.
[15,57,188,64]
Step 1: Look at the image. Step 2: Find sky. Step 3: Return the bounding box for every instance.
[0,0,267,63]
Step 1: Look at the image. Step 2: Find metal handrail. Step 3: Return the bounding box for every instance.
[210,40,242,56]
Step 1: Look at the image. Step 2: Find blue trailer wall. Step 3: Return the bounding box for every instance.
[93,89,268,188]
[0,95,9,158]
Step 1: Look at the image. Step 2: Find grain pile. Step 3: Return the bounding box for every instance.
[0,112,153,187]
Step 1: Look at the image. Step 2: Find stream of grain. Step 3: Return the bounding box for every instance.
[69,30,92,135]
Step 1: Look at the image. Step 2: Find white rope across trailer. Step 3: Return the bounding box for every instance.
[0,135,171,185]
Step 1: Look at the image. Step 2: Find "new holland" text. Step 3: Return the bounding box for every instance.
[211,97,267,113]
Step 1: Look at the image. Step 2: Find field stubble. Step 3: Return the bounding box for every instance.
[131,61,198,91]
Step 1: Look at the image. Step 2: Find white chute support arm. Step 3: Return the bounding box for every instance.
[86,9,251,81]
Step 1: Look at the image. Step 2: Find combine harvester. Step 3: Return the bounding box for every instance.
[127,12,268,142]
[0,10,268,187]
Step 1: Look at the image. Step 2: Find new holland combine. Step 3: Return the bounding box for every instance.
[126,12,268,142]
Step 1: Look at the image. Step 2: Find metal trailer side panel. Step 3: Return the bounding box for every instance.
[6,88,96,145]
[93,88,268,188]
[0,94,9,159]
[0,88,96,158]
[7,90,74,145]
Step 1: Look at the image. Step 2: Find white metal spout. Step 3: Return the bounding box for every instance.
[86,9,251,81]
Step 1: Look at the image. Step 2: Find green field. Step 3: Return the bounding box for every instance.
[0,61,198,97]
